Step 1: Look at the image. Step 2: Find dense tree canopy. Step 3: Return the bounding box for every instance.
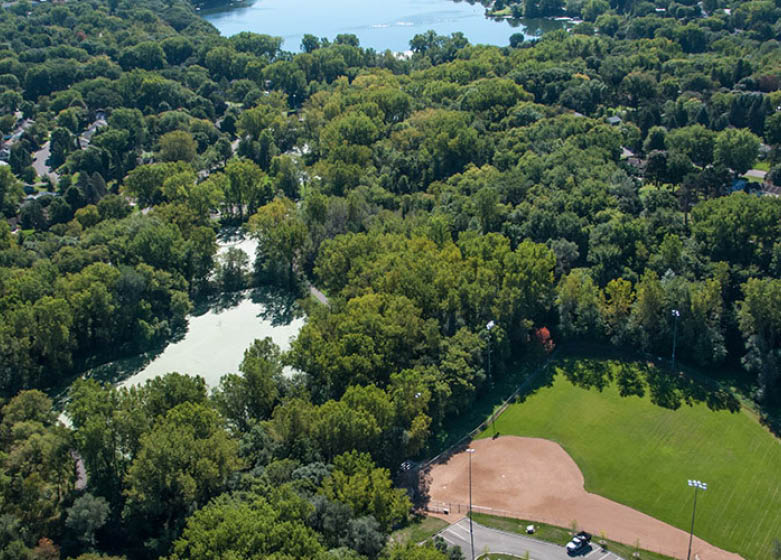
[0,0,779,557]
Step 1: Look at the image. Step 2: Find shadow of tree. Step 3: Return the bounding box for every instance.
[617,363,645,398]
[190,289,246,316]
[250,286,303,326]
[557,357,614,392]
[551,350,741,413]
[216,226,245,244]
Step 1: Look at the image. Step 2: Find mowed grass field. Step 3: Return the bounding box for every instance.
[475,358,781,560]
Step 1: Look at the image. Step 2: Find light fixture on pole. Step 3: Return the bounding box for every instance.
[671,309,680,371]
[686,479,707,560]
[467,448,476,560]
[486,320,496,435]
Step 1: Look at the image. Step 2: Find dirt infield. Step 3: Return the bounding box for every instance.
[426,437,743,560]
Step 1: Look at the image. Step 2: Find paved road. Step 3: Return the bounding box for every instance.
[436,519,623,560]
[32,140,59,184]
[309,285,329,305]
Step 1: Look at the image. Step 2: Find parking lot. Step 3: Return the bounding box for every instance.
[436,518,626,560]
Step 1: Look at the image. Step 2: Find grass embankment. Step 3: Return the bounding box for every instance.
[471,512,676,560]
[475,357,781,560]
[390,516,449,545]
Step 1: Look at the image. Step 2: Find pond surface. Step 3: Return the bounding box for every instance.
[77,232,305,390]
[202,0,567,52]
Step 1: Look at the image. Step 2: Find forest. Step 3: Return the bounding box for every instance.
[0,0,780,558]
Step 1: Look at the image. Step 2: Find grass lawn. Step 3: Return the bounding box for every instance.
[753,160,770,172]
[471,512,676,560]
[475,357,781,560]
[390,515,449,545]
[470,512,571,544]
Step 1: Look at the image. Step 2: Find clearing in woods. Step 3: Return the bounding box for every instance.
[454,357,781,560]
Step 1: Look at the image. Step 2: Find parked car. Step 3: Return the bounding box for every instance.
[566,531,592,555]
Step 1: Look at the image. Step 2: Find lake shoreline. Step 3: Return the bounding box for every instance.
[199,0,568,53]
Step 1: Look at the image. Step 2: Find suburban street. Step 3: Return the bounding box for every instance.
[32,140,59,184]
[436,519,624,560]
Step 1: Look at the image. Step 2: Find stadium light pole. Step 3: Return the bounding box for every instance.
[486,320,496,436]
[671,309,680,371]
[686,479,707,560]
[467,448,476,560]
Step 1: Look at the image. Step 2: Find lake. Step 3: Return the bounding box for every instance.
[74,232,306,391]
[201,0,568,53]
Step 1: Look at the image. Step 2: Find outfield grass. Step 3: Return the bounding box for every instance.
[475,358,781,560]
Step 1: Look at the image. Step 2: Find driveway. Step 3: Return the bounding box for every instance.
[745,169,766,180]
[436,518,623,560]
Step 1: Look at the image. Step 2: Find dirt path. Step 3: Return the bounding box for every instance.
[426,437,742,560]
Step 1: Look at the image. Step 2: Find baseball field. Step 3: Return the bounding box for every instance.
[452,357,781,560]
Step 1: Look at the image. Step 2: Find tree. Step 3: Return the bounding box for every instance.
[665,125,715,167]
[212,337,283,431]
[123,403,242,554]
[65,494,110,549]
[158,130,197,163]
[320,451,410,532]
[167,493,324,560]
[582,0,608,21]
[684,279,726,366]
[0,165,23,217]
[301,34,321,53]
[248,197,307,287]
[713,128,760,176]
[342,516,386,559]
[621,72,658,108]
[629,270,667,353]
[643,126,667,153]
[0,391,74,541]
[9,142,32,176]
[509,33,525,48]
[123,162,192,207]
[289,292,439,401]
[223,158,272,219]
[765,112,781,146]
[67,379,148,505]
[736,278,781,402]
[75,205,101,228]
[214,247,249,292]
[556,269,603,339]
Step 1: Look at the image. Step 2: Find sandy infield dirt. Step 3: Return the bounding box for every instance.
[426,437,742,560]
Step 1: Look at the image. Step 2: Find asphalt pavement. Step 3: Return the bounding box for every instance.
[32,140,59,184]
[435,518,624,560]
